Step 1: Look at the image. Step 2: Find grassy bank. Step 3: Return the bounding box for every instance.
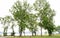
[7,35,60,38]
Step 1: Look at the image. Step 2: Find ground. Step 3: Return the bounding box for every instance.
[0,35,60,38]
[0,36,7,38]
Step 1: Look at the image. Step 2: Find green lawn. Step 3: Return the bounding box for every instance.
[7,35,60,38]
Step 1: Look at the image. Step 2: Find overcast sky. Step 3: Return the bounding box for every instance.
[47,0,60,26]
[0,0,60,34]
[0,0,60,26]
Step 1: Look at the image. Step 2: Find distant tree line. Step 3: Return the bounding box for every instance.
[0,0,55,36]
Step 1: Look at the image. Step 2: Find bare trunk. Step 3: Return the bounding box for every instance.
[20,31,22,36]
[35,32,36,36]
[23,31,25,36]
[32,32,33,36]
[3,28,7,36]
[41,27,42,36]
[11,29,15,36]
[19,27,22,36]
[11,25,15,36]
[48,30,52,36]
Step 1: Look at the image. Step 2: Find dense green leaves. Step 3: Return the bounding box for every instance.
[10,0,31,36]
[0,16,12,36]
[34,0,55,36]
[55,26,60,33]
[0,0,55,36]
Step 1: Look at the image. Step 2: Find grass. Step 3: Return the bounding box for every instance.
[6,35,60,38]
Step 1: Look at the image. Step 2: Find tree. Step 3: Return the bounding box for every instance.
[9,0,30,36]
[34,0,55,36]
[41,3,55,36]
[0,16,11,36]
[33,0,47,36]
[10,17,15,36]
[27,14,38,36]
[55,26,60,34]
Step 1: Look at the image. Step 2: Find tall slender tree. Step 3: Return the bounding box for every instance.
[41,2,55,36]
[10,18,15,36]
[27,14,38,36]
[9,0,30,36]
[0,16,11,36]
[34,0,55,36]
[33,0,47,36]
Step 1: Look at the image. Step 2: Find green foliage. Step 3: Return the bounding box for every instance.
[34,0,55,36]
[27,14,38,36]
[55,26,60,33]
[41,3,55,36]
[9,0,31,36]
[9,0,38,36]
[0,16,11,36]
[0,0,56,36]
[0,16,16,36]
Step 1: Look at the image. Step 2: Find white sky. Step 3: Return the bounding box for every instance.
[0,0,60,35]
[0,0,59,26]
[47,0,60,26]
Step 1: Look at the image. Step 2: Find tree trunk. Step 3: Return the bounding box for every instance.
[35,32,36,36]
[41,27,42,36]
[48,30,52,36]
[32,32,33,36]
[23,31,25,36]
[3,28,7,36]
[11,30,15,36]
[11,26,15,36]
[20,31,22,36]
[19,28,22,36]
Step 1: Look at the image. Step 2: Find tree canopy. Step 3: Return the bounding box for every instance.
[0,0,55,36]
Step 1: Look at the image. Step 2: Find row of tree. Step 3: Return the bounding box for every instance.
[0,0,55,36]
